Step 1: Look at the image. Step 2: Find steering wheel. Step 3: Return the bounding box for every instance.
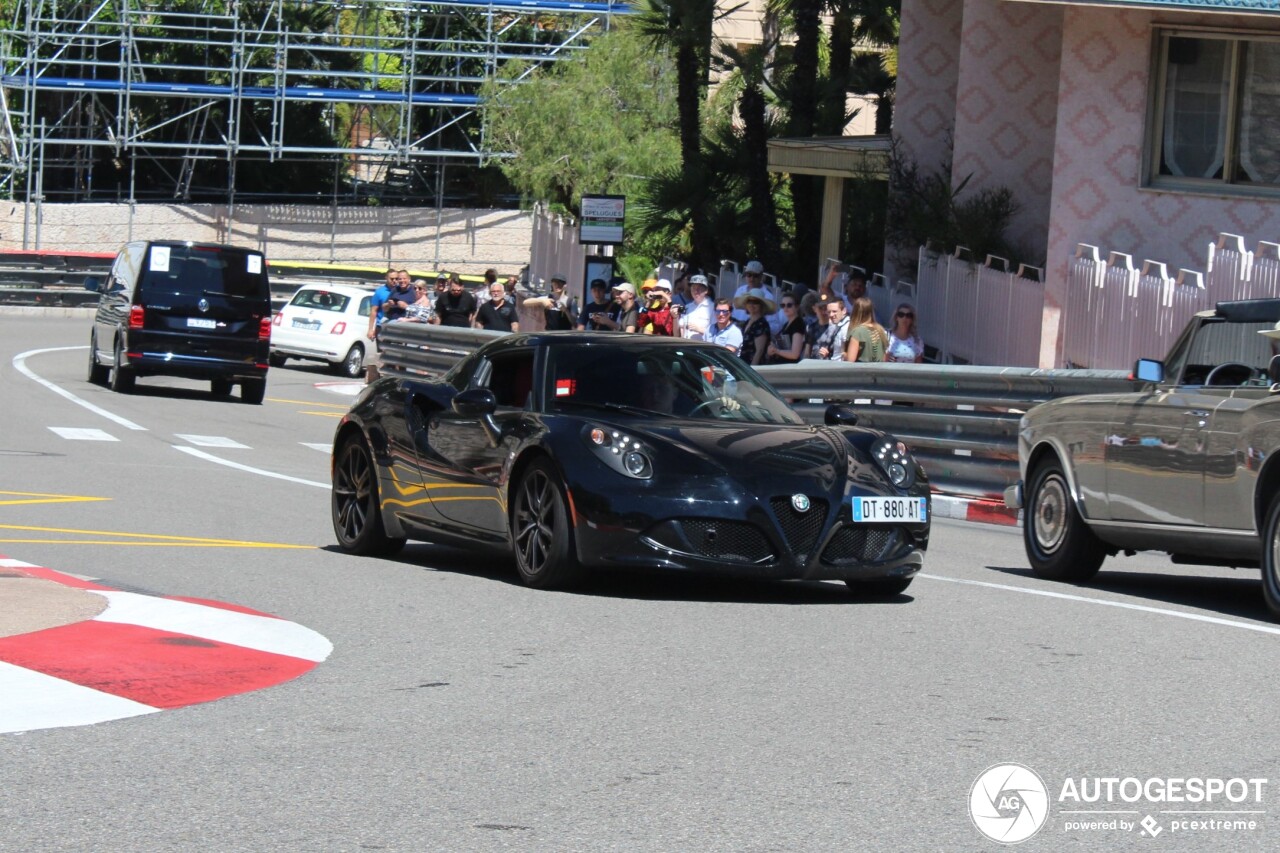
[687,397,739,417]
[1204,362,1258,387]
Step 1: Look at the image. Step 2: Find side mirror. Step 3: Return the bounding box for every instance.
[452,388,497,418]
[84,276,103,293]
[1134,358,1163,384]
[824,404,858,426]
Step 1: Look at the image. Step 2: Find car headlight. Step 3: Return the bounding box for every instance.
[585,425,654,480]
[871,435,916,488]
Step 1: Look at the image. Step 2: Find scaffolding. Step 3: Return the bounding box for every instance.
[0,0,626,205]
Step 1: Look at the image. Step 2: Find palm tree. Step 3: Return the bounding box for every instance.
[713,40,784,270]
[634,0,727,271]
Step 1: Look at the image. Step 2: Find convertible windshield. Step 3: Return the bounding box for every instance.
[545,343,805,424]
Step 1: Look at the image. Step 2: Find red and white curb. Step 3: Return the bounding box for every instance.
[931,494,1021,527]
[0,558,332,734]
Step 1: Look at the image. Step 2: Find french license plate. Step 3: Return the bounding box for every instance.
[187,317,216,329]
[852,496,927,523]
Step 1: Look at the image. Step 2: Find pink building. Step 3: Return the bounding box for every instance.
[895,0,1280,365]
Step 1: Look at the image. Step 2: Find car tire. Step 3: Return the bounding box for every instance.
[109,338,134,393]
[211,378,233,397]
[332,434,406,557]
[845,577,913,596]
[1024,457,1105,582]
[336,343,364,378]
[511,458,585,589]
[1260,494,1280,620]
[269,353,287,368]
[240,377,266,404]
[87,333,108,385]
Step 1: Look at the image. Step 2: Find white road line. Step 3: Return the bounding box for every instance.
[174,434,250,449]
[13,347,147,431]
[921,573,1280,637]
[173,445,329,489]
[0,661,159,734]
[48,427,118,441]
[96,591,333,662]
[301,442,331,452]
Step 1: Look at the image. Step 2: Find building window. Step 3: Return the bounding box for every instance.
[1149,30,1280,194]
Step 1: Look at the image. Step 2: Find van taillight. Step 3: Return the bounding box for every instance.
[331,321,346,335]
[259,317,271,340]
[128,305,145,329]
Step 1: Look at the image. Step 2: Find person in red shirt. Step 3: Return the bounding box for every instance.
[643,279,675,336]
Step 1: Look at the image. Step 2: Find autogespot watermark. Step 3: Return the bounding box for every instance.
[968,766,1267,844]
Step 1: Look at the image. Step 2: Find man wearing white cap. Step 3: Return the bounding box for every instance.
[679,274,715,341]
[595,282,640,332]
[731,260,776,327]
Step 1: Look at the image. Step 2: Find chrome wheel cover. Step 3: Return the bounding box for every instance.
[1033,473,1068,554]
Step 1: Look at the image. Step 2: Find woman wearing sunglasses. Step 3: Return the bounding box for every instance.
[886,302,925,363]
[765,294,807,364]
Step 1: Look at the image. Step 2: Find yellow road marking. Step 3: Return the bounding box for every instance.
[298,411,345,418]
[0,524,314,549]
[0,490,110,507]
[267,397,350,409]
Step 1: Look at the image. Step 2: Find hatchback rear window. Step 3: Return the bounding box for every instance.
[139,245,269,300]
[290,289,351,312]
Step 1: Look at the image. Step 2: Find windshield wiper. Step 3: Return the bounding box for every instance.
[553,399,661,417]
[203,290,261,301]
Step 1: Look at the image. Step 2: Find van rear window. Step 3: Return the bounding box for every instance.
[139,246,269,300]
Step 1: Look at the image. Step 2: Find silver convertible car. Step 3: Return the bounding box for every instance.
[1006,299,1280,619]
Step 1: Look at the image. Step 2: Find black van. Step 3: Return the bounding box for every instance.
[86,241,272,403]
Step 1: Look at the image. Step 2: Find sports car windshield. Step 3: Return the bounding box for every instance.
[545,343,805,424]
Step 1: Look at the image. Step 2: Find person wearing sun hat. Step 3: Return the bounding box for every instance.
[730,260,775,326]
[733,286,776,364]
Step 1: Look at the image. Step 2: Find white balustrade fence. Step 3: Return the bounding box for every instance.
[1060,233,1280,369]
[910,249,1045,366]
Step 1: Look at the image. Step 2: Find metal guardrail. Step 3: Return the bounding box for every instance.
[378,324,1137,500]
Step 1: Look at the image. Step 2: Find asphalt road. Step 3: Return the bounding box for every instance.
[3,316,1279,852]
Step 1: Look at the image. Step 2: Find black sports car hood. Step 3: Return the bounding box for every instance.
[631,421,852,493]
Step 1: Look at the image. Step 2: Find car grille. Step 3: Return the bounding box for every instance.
[647,519,774,564]
[820,525,907,565]
[770,496,828,560]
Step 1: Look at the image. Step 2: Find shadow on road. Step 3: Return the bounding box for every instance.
[985,565,1269,623]
[389,542,914,606]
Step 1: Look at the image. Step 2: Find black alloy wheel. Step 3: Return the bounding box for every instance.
[1024,457,1106,582]
[331,435,405,556]
[110,338,135,393]
[1260,493,1280,620]
[511,458,584,589]
[87,333,108,385]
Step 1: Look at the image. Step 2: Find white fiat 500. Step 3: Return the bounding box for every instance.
[270,283,375,377]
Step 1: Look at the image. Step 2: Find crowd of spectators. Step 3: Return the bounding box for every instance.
[362,259,924,381]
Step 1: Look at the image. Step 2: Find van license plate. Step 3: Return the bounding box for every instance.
[852,497,927,523]
[187,317,216,329]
